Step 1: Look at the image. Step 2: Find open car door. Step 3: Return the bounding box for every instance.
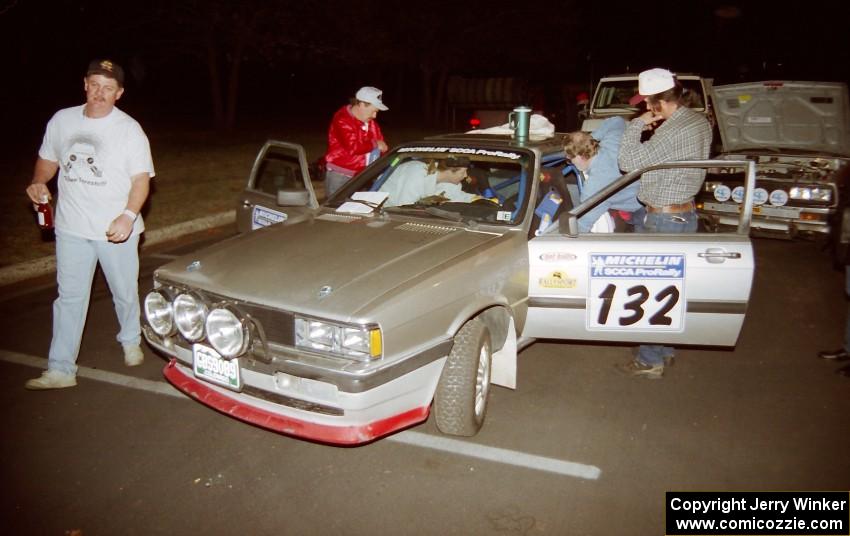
[523,160,756,347]
[236,140,319,233]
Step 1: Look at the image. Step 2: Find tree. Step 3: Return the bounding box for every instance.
[151,0,306,130]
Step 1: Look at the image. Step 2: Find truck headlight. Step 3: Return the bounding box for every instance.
[173,293,207,342]
[789,186,832,202]
[294,317,382,361]
[206,306,249,358]
[144,291,174,336]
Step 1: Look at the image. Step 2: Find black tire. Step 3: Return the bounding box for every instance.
[434,317,492,436]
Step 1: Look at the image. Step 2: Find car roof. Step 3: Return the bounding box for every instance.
[600,72,703,81]
[423,132,566,156]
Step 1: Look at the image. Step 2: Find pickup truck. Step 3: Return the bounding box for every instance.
[581,72,713,132]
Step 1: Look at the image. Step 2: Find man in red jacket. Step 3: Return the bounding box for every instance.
[323,86,389,197]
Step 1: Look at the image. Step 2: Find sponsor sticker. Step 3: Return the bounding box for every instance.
[396,146,522,160]
[252,206,288,230]
[588,254,685,331]
[539,251,578,263]
[538,271,576,289]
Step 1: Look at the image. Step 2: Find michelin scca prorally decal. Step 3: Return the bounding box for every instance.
[588,254,685,332]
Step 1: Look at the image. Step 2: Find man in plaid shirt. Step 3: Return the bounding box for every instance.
[616,67,713,379]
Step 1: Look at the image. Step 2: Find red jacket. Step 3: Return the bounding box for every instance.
[324,105,385,175]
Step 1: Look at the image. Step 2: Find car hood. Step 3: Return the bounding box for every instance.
[711,81,850,157]
[154,214,505,320]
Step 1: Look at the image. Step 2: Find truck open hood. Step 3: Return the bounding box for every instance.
[153,214,504,320]
[712,81,850,157]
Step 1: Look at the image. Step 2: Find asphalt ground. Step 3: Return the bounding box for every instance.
[0,230,848,535]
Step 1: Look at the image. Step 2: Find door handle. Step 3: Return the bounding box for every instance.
[698,249,741,264]
[242,200,254,208]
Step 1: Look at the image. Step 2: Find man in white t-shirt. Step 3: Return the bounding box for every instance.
[24,59,155,390]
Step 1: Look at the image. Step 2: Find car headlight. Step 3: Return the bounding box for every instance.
[789,186,832,202]
[294,317,382,361]
[173,293,207,342]
[206,306,249,358]
[144,291,174,336]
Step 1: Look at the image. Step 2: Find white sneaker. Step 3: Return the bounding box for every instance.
[25,370,77,390]
[123,344,144,367]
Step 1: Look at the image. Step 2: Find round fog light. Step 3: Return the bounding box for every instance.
[206,307,249,358]
[144,291,174,336]
[174,293,207,342]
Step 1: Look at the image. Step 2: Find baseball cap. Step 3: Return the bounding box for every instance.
[355,86,388,111]
[87,59,125,87]
[628,68,676,106]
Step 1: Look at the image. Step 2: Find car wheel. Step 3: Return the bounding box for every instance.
[434,317,492,437]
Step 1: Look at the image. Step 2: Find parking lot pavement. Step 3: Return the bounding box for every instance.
[1,233,848,535]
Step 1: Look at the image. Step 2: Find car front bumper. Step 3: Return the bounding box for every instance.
[146,332,446,445]
[699,201,832,237]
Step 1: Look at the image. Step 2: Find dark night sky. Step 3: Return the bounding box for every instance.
[2,0,849,137]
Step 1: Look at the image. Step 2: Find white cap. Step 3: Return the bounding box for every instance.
[638,68,676,96]
[355,86,388,111]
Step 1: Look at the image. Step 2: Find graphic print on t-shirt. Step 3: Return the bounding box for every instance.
[61,134,106,187]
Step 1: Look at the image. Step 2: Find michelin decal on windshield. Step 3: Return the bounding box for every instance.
[588,254,686,331]
[396,147,522,160]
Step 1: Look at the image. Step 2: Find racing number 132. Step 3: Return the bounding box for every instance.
[596,283,680,326]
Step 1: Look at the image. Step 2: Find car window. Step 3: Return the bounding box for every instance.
[593,79,706,111]
[329,147,533,225]
[250,148,306,196]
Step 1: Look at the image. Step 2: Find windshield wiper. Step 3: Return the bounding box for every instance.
[337,196,388,215]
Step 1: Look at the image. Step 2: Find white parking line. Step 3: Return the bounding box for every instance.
[2,350,184,399]
[2,349,601,480]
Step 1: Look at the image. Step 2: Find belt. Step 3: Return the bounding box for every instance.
[646,200,695,214]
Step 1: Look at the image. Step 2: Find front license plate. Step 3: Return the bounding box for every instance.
[193,343,242,391]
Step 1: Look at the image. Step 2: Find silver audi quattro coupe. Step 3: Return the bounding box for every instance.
[143,133,758,445]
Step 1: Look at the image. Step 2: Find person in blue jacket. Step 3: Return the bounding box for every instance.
[563,117,641,232]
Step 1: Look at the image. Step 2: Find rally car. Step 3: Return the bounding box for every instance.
[142,132,758,445]
[697,80,850,262]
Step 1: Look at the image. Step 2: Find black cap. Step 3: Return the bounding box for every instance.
[86,59,125,87]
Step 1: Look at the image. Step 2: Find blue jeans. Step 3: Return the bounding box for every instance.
[48,230,141,375]
[634,207,698,365]
[324,170,352,199]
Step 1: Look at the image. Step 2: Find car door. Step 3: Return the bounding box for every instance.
[523,160,756,347]
[236,140,319,233]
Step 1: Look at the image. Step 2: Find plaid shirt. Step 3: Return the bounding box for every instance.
[618,106,712,207]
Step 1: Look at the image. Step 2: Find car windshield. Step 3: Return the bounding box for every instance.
[593,79,706,111]
[327,146,532,225]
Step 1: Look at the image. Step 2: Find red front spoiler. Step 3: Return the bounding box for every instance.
[163,359,429,445]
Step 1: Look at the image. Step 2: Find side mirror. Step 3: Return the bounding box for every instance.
[277,189,310,207]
